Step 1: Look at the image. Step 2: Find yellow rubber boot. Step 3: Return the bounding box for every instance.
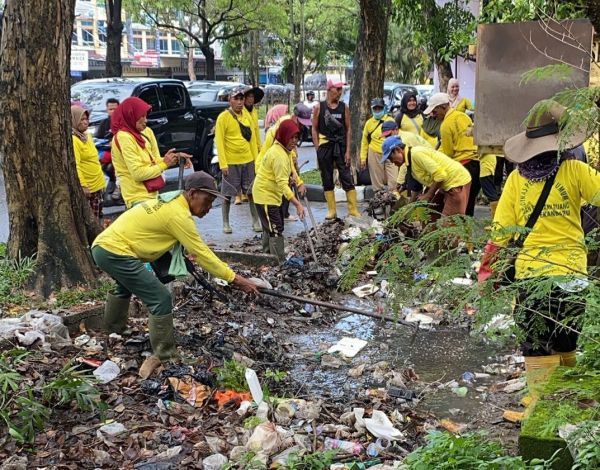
[509,355,561,422]
[490,201,498,219]
[346,189,360,217]
[557,350,577,367]
[324,191,337,220]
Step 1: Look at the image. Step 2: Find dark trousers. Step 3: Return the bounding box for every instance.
[281,196,290,219]
[516,285,582,355]
[494,157,514,189]
[480,175,499,202]
[464,160,480,216]
[317,143,355,192]
[256,203,284,237]
[92,246,172,316]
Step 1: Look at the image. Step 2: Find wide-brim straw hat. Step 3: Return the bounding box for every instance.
[504,101,588,163]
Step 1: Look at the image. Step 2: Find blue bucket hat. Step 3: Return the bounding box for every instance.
[381,136,404,163]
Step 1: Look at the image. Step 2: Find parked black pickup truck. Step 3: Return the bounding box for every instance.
[70,78,227,173]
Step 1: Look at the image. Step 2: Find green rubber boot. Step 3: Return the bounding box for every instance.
[103,293,130,334]
[261,232,270,253]
[249,201,263,232]
[148,313,178,361]
[222,200,232,234]
[269,236,286,264]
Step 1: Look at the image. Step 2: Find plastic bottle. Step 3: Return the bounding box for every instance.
[323,437,363,455]
[245,368,264,405]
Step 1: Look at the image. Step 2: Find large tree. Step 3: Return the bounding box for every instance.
[0,0,100,296]
[349,0,391,165]
[124,0,270,80]
[105,0,124,77]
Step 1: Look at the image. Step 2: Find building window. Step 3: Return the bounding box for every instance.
[158,39,169,54]
[171,40,182,54]
[72,29,79,46]
[132,37,143,52]
[80,19,94,46]
[97,20,107,44]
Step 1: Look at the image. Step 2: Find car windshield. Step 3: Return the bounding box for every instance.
[70,82,135,117]
[188,88,219,101]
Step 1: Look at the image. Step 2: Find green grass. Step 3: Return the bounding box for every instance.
[53,281,112,308]
[300,169,322,185]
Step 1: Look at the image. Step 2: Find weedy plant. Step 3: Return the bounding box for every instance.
[0,243,36,307]
[222,451,267,470]
[0,349,100,444]
[401,431,554,469]
[285,450,337,470]
[215,359,249,392]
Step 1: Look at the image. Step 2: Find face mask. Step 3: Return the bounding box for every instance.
[372,110,385,120]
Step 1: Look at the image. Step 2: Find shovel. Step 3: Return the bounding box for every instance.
[293,184,318,263]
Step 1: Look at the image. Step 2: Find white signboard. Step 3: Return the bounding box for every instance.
[71,50,89,72]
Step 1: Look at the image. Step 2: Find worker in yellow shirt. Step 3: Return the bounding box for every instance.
[71,106,106,221]
[92,171,260,374]
[447,79,474,113]
[234,86,265,205]
[257,103,311,223]
[253,120,306,261]
[379,120,431,198]
[216,86,262,233]
[427,93,499,218]
[382,136,471,218]
[360,98,396,190]
[110,97,190,208]
[479,101,600,417]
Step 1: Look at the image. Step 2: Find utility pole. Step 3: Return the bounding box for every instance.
[289,0,299,102]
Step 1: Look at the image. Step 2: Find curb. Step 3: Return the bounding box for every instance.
[305,184,375,203]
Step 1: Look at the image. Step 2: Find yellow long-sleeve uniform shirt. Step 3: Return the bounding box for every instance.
[257,115,304,186]
[253,142,295,206]
[215,108,258,169]
[492,160,600,279]
[439,108,478,163]
[406,146,471,191]
[112,127,167,208]
[395,131,433,185]
[451,97,474,113]
[92,194,235,282]
[398,114,438,147]
[360,115,395,163]
[72,134,105,193]
[248,107,262,152]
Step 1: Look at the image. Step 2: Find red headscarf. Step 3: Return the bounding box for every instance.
[111,97,152,148]
[275,119,300,149]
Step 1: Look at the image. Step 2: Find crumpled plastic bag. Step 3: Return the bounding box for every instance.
[364,410,404,441]
[0,311,70,349]
[246,422,282,455]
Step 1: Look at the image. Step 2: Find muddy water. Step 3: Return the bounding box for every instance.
[289,298,508,422]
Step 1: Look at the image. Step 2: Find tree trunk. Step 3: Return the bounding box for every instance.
[248,31,259,86]
[201,45,216,80]
[0,0,100,297]
[187,44,197,81]
[437,61,453,92]
[105,0,123,77]
[349,0,391,166]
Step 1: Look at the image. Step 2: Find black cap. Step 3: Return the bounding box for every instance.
[371,98,385,108]
[184,171,225,199]
[245,86,265,103]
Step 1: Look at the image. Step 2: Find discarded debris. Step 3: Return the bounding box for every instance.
[328,337,368,358]
[93,360,120,384]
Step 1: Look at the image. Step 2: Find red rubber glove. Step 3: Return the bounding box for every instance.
[478,241,501,283]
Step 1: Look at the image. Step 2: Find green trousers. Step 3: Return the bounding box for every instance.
[92,246,172,316]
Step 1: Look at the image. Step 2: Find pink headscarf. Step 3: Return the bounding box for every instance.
[265,104,289,129]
